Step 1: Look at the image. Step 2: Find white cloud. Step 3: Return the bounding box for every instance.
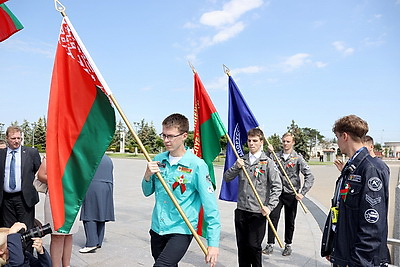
[315,61,328,68]
[374,14,382,19]
[332,41,354,56]
[211,22,245,44]
[200,0,263,27]
[231,65,264,75]
[283,53,311,71]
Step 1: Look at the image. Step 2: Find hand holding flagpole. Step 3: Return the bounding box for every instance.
[222,65,283,248]
[53,0,208,256]
[265,140,309,214]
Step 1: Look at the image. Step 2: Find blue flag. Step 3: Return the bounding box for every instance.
[219,76,259,202]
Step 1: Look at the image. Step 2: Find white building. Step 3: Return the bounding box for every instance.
[383,141,400,158]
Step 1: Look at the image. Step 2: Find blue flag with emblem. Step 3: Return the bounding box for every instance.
[219,75,259,202]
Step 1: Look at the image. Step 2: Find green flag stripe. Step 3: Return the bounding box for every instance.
[1,4,23,30]
[199,112,226,187]
[58,87,115,233]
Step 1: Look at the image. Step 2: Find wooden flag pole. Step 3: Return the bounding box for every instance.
[224,134,284,248]
[265,139,309,214]
[109,95,208,255]
[221,65,283,248]
[54,0,208,256]
[223,64,308,214]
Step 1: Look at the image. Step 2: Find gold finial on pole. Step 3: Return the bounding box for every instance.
[54,0,67,17]
[223,64,231,76]
[188,61,197,74]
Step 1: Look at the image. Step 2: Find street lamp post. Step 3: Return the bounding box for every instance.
[31,123,36,148]
[0,123,4,140]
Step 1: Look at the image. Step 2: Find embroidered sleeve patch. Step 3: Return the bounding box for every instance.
[364,208,379,223]
[367,177,382,192]
[365,194,382,206]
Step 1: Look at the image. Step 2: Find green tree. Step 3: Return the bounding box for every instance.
[287,120,310,161]
[267,133,282,152]
[34,117,47,150]
[20,120,32,146]
[137,119,160,153]
[186,131,194,148]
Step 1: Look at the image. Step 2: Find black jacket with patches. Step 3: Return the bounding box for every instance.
[322,148,390,266]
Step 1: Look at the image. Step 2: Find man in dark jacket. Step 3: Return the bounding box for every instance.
[321,115,390,266]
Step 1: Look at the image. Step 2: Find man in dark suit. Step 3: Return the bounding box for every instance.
[0,126,41,231]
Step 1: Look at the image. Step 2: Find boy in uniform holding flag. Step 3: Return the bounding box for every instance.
[142,113,220,267]
[223,128,281,267]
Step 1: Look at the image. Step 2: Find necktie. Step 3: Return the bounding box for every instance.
[9,150,16,190]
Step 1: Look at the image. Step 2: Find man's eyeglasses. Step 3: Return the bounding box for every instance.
[159,132,185,140]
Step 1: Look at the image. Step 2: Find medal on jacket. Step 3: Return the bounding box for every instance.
[254,167,265,178]
[172,175,187,193]
[286,162,295,168]
[340,183,350,201]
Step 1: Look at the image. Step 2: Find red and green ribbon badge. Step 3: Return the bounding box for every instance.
[172,175,187,194]
[340,183,350,201]
[254,167,265,178]
[286,162,295,168]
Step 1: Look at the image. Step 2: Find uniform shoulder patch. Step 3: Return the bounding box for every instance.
[367,177,382,192]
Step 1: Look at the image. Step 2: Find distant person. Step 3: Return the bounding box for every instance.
[142,113,220,266]
[223,128,282,267]
[0,141,6,149]
[263,132,314,256]
[321,115,390,266]
[0,222,52,267]
[0,126,41,253]
[37,157,78,267]
[79,154,115,253]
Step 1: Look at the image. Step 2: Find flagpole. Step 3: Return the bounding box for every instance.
[53,1,208,256]
[220,65,283,248]
[223,65,309,214]
[224,133,284,248]
[265,140,309,213]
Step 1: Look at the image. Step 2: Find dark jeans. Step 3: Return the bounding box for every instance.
[267,192,298,244]
[149,229,193,267]
[235,209,266,267]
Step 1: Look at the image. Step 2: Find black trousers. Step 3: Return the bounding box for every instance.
[149,229,193,267]
[267,192,298,244]
[235,209,266,267]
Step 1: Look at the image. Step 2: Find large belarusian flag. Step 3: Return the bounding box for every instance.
[219,75,259,202]
[193,72,226,236]
[0,3,23,42]
[47,17,115,233]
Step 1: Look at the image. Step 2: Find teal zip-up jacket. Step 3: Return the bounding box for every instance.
[142,149,220,247]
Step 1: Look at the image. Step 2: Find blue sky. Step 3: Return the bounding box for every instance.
[1,0,399,143]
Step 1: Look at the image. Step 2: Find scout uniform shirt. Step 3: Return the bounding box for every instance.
[142,149,220,247]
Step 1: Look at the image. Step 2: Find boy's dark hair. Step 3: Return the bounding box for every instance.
[247,128,264,140]
[363,135,374,145]
[332,115,368,142]
[162,113,189,133]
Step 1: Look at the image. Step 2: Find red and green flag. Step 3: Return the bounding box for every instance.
[46,17,115,233]
[193,72,226,236]
[0,3,23,42]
